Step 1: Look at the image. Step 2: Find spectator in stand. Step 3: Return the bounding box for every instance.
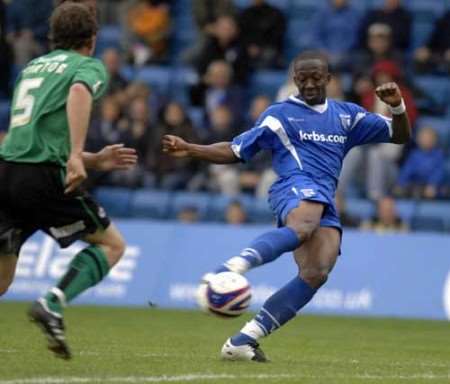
[192,15,250,84]
[206,105,240,195]
[106,96,152,187]
[0,0,11,98]
[361,196,409,233]
[191,60,244,126]
[353,23,403,76]
[311,0,361,71]
[340,60,417,201]
[276,62,296,102]
[183,0,236,63]
[102,48,128,96]
[414,10,450,75]
[225,201,248,225]
[192,0,236,35]
[146,101,200,190]
[335,194,360,228]
[358,0,411,53]
[238,0,286,69]
[124,0,171,64]
[88,97,123,151]
[240,95,275,197]
[395,127,445,200]
[6,0,53,66]
[177,206,200,223]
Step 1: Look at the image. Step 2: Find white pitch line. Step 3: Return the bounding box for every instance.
[0,373,449,384]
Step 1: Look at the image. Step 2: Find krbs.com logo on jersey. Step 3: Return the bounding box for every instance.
[8,234,140,302]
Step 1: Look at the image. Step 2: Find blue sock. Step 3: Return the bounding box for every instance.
[215,227,300,273]
[232,276,317,346]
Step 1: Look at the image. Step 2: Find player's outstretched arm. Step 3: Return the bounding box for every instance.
[83,144,138,171]
[375,82,411,144]
[162,135,239,164]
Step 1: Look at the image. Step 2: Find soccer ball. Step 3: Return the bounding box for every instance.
[198,272,251,318]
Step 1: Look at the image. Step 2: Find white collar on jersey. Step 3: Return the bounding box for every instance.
[288,95,329,114]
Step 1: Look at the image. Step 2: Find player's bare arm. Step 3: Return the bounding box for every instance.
[65,82,93,193]
[375,82,411,144]
[82,144,138,171]
[162,135,239,164]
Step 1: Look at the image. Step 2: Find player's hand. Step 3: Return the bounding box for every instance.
[162,135,190,157]
[375,82,403,107]
[95,144,138,172]
[65,154,87,194]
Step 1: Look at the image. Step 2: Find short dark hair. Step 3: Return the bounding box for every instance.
[50,2,98,50]
[54,0,97,16]
[293,51,329,70]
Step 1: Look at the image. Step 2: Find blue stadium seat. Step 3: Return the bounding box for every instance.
[412,201,450,232]
[395,200,417,224]
[407,0,447,17]
[250,70,286,99]
[170,192,212,220]
[0,102,10,130]
[94,187,133,218]
[96,25,122,54]
[246,198,275,223]
[131,190,172,219]
[345,198,375,221]
[135,66,172,95]
[415,76,450,114]
[187,107,206,134]
[170,66,199,103]
[415,116,450,148]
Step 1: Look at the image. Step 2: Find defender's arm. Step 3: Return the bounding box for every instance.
[82,144,138,171]
[162,135,239,164]
[65,83,93,193]
[375,82,411,144]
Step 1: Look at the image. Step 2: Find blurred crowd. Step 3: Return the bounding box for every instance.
[1,0,450,230]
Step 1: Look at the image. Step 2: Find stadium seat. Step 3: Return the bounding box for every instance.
[250,70,286,99]
[170,66,199,103]
[415,116,450,148]
[94,187,133,218]
[0,101,10,129]
[246,198,275,223]
[412,201,450,232]
[96,25,122,54]
[395,200,417,224]
[208,194,256,223]
[415,76,450,114]
[170,192,213,220]
[135,66,172,95]
[345,198,375,221]
[131,190,172,219]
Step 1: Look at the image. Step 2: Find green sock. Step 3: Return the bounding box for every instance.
[44,245,110,315]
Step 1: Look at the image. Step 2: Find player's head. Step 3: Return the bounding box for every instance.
[293,51,331,105]
[49,2,98,55]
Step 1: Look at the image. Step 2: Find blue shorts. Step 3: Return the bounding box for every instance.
[268,175,342,232]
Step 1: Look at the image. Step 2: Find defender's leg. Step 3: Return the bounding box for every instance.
[222,227,340,362]
[29,224,126,360]
[0,255,17,297]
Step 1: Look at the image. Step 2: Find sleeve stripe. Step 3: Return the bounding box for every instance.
[350,112,366,130]
[259,115,303,169]
[376,114,393,138]
[71,81,93,95]
[230,143,242,159]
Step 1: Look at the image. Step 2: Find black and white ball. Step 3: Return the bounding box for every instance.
[203,272,252,318]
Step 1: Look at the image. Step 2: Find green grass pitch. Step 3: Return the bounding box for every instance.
[0,302,449,384]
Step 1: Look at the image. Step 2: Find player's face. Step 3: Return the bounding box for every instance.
[293,59,330,105]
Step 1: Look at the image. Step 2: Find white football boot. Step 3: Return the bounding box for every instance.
[221,338,268,362]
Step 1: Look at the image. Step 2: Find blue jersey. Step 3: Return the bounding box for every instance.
[231,96,393,228]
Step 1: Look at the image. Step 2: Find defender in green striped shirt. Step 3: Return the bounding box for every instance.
[0,3,137,360]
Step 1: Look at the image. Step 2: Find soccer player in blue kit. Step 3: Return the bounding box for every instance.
[162,52,411,362]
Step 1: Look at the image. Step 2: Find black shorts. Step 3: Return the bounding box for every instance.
[0,159,110,254]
